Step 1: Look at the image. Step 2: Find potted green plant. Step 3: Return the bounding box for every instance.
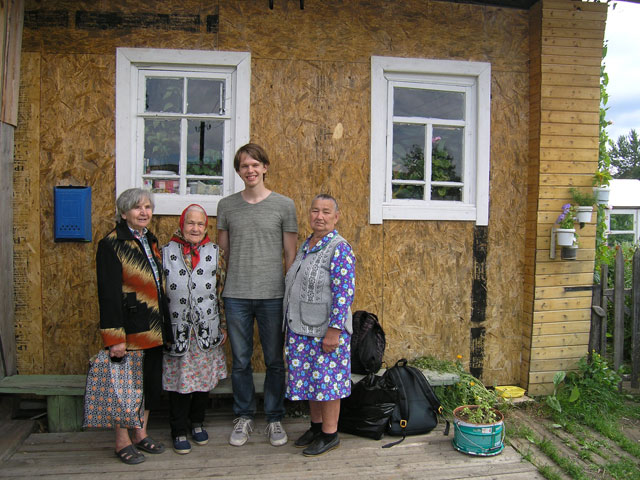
[593,170,612,204]
[569,187,595,223]
[555,203,577,246]
[452,402,505,456]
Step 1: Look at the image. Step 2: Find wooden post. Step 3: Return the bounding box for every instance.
[590,282,603,355]
[614,248,625,372]
[601,264,609,356]
[632,249,640,388]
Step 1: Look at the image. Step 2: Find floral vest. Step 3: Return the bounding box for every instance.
[163,241,220,356]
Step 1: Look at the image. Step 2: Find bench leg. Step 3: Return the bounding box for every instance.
[47,396,84,432]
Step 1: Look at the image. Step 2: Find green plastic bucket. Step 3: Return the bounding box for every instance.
[452,406,505,457]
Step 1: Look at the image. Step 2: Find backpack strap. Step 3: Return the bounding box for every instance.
[382,360,409,448]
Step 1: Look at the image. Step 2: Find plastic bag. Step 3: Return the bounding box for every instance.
[338,373,397,440]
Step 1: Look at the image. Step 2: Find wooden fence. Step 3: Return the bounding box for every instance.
[590,247,640,388]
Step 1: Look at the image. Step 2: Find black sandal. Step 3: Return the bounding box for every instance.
[115,444,145,465]
[135,436,165,454]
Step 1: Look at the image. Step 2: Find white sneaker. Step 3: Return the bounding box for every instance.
[265,421,288,446]
[229,417,253,446]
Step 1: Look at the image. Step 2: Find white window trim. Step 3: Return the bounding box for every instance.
[370,56,491,225]
[608,208,639,241]
[116,48,251,215]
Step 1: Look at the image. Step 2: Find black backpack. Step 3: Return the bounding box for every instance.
[351,310,386,375]
[382,359,449,447]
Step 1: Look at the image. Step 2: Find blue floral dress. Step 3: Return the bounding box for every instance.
[285,230,356,401]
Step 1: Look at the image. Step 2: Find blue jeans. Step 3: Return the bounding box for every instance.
[224,298,285,422]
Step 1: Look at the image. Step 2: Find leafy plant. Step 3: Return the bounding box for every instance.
[411,355,501,419]
[569,188,596,207]
[456,404,500,424]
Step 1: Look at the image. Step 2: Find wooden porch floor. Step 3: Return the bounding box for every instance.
[0,408,543,479]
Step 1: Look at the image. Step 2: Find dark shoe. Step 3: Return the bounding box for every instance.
[135,436,165,454]
[115,444,145,465]
[173,435,191,454]
[294,428,321,448]
[191,425,209,446]
[302,434,340,456]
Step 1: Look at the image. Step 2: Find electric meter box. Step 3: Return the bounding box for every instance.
[54,186,92,242]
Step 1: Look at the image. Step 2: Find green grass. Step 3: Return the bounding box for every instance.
[605,458,640,480]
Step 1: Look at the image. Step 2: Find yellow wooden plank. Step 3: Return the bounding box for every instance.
[535,247,595,263]
[540,97,600,112]
[533,308,591,323]
[541,63,602,76]
[541,85,600,100]
[542,18,607,32]
[534,261,595,275]
[530,344,588,360]
[534,297,593,311]
[541,73,600,88]
[540,123,598,137]
[528,383,554,396]
[541,45,604,59]
[541,27,605,40]
[536,234,598,250]
[540,111,599,124]
[529,357,582,372]
[535,285,592,300]
[543,0,608,13]
[541,53,603,67]
[540,173,596,187]
[533,321,591,336]
[540,161,598,174]
[541,37,608,50]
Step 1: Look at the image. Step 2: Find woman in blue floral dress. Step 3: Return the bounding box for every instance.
[284,194,355,456]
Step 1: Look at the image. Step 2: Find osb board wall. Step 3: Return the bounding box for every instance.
[526,0,606,396]
[15,0,530,385]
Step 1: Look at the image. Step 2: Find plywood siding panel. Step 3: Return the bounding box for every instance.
[13,52,44,374]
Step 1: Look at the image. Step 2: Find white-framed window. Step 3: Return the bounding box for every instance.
[370,56,491,224]
[607,209,639,245]
[116,48,251,215]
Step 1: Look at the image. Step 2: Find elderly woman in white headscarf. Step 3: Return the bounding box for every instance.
[162,204,227,454]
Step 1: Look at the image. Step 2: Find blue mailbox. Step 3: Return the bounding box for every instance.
[54,186,92,242]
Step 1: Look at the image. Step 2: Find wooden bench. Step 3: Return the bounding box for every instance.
[0,368,458,432]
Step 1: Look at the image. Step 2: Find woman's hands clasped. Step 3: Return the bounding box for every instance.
[322,327,341,353]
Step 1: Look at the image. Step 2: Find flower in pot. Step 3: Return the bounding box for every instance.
[593,170,612,204]
[555,203,577,246]
[569,188,596,224]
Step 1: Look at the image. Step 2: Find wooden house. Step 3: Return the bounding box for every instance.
[0,0,608,396]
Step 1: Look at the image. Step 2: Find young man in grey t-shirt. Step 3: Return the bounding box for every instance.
[217,143,298,447]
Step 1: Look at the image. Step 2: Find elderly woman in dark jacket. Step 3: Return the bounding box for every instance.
[96,188,172,465]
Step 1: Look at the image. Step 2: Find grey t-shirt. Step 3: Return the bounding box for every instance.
[217,191,298,299]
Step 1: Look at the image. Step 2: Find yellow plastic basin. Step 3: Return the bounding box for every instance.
[495,385,525,398]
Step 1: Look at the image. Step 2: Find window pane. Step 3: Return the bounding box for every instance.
[608,233,636,246]
[187,179,223,196]
[392,124,425,181]
[145,78,183,113]
[432,186,462,201]
[610,213,634,231]
[431,127,462,184]
[143,178,180,194]
[392,184,424,199]
[187,79,224,114]
[394,87,464,120]
[187,120,224,177]
[144,119,180,174]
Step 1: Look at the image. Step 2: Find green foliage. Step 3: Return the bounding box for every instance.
[556,204,578,229]
[411,355,501,421]
[609,129,640,179]
[569,187,596,207]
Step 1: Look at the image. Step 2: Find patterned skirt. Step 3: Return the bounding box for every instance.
[285,329,351,401]
[162,328,227,394]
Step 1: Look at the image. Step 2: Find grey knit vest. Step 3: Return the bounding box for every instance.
[163,241,220,356]
[284,233,352,337]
